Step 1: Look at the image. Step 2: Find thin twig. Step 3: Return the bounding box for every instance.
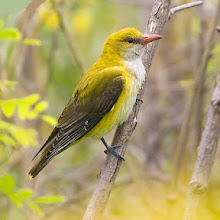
[53,2,86,74]
[83,0,171,219]
[193,10,207,150]
[169,1,203,19]
[17,0,46,36]
[184,71,220,220]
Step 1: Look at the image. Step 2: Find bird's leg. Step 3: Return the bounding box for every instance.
[101,137,125,161]
[135,98,143,105]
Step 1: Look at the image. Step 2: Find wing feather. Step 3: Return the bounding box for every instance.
[29,72,125,178]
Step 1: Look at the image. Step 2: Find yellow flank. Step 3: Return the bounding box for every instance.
[65,67,138,148]
[87,71,138,139]
[29,27,164,178]
[71,28,142,139]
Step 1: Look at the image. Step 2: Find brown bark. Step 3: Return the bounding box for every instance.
[184,71,220,220]
[172,1,220,189]
[83,0,171,219]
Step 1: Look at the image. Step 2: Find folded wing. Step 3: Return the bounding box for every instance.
[29,72,125,178]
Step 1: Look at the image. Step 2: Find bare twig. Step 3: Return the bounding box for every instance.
[194,10,207,150]
[17,0,46,36]
[14,0,46,94]
[172,2,220,189]
[184,71,220,220]
[169,1,203,19]
[53,2,86,74]
[83,0,171,219]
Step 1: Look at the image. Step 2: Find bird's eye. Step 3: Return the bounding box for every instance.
[126,37,134,44]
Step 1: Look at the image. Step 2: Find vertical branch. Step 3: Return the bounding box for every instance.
[14,0,46,94]
[17,0,46,36]
[83,0,171,220]
[193,7,207,148]
[184,71,220,220]
[193,1,220,146]
[172,2,220,188]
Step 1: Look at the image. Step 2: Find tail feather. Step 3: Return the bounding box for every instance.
[29,147,52,179]
[29,140,71,179]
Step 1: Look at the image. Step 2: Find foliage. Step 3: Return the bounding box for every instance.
[0,20,41,45]
[0,91,61,218]
[0,0,220,220]
[0,173,65,217]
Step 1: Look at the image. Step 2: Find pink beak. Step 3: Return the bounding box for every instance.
[141,34,163,45]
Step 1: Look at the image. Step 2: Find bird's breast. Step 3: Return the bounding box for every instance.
[122,57,146,87]
[88,59,145,139]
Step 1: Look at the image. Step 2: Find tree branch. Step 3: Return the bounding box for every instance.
[83,0,171,219]
[17,0,46,36]
[172,1,220,189]
[184,71,220,220]
[169,1,203,19]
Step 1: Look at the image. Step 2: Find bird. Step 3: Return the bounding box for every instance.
[29,27,162,179]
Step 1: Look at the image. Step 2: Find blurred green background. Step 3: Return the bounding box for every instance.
[0,0,220,219]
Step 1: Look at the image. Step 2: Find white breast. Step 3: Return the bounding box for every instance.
[123,57,146,87]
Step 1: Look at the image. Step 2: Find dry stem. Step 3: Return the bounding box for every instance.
[184,71,220,220]
[172,1,220,189]
[169,1,203,19]
[83,0,171,219]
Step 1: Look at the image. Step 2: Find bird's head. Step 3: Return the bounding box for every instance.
[102,27,163,61]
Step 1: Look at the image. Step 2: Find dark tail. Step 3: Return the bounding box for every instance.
[29,147,53,179]
[29,127,60,179]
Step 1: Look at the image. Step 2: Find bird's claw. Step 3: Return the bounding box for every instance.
[104,145,125,161]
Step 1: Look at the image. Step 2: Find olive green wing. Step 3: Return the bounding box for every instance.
[29,72,124,178]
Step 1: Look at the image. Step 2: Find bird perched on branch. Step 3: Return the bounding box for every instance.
[29,27,162,178]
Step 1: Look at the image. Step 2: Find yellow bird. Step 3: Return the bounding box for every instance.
[29,27,162,178]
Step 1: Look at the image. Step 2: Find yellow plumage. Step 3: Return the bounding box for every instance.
[29,27,162,178]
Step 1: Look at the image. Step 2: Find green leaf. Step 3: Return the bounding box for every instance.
[35,195,65,204]
[34,101,48,113]
[17,103,29,120]
[23,38,42,46]
[26,199,44,217]
[41,115,57,126]
[12,128,37,148]
[27,101,48,120]
[1,100,15,118]
[0,120,37,148]
[0,134,16,147]
[0,28,21,41]
[24,94,40,105]
[0,174,15,194]
[8,193,22,207]
[16,188,33,200]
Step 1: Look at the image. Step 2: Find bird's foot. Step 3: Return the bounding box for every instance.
[101,137,125,160]
[104,145,125,161]
[136,98,143,105]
